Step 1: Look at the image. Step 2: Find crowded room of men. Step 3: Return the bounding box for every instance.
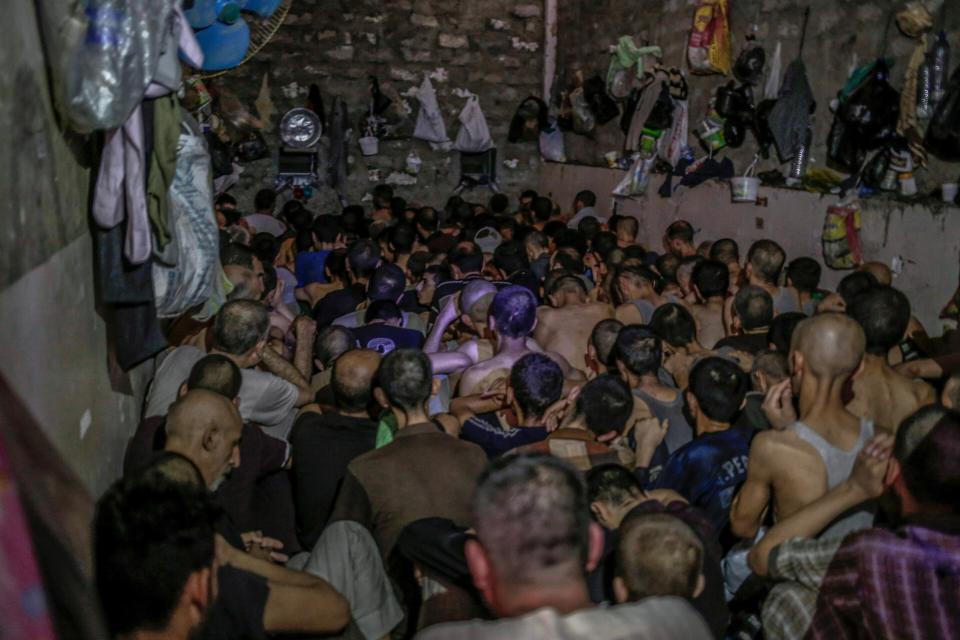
[5,0,960,638]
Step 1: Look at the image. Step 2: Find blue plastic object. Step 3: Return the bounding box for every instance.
[183,0,217,29]
[244,0,282,18]
[193,19,250,71]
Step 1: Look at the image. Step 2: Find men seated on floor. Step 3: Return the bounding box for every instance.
[535,274,616,372]
[417,456,711,639]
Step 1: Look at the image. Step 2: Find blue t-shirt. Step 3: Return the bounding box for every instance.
[651,428,751,537]
[296,250,331,287]
[460,412,548,458]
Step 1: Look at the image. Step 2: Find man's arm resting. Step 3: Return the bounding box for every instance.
[261,346,313,406]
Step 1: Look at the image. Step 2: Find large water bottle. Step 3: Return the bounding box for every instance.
[917,54,933,120]
[932,31,951,106]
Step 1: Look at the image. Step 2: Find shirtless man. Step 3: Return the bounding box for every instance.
[730,313,875,541]
[845,286,936,432]
[459,286,579,396]
[615,216,640,249]
[663,220,698,258]
[741,240,800,316]
[689,260,729,349]
[709,239,741,295]
[614,263,678,325]
[536,275,615,372]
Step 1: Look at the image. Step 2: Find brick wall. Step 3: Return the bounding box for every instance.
[223,0,546,211]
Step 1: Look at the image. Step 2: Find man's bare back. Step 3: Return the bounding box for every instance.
[535,302,614,373]
[847,362,937,433]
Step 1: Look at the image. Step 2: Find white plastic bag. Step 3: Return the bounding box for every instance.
[153,119,219,317]
[612,154,656,197]
[661,100,689,166]
[539,118,566,162]
[413,76,451,148]
[454,96,493,152]
[764,41,782,101]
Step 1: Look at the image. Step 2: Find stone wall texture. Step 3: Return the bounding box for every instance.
[555,0,960,189]
[223,0,546,211]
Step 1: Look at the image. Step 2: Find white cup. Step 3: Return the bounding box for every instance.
[944,183,959,203]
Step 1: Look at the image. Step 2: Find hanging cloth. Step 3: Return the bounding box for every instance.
[147,93,181,256]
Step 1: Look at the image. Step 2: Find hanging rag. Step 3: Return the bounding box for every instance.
[766,60,815,162]
[607,37,662,97]
[896,2,934,166]
[147,93,181,257]
[93,104,153,264]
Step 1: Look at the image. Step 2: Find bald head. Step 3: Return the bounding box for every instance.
[791,312,865,379]
[461,280,498,324]
[858,261,892,286]
[165,390,243,491]
[332,349,380,414]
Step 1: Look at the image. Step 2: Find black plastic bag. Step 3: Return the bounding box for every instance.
[205,131,233,178]
[827,61,900,173]
[584,75,620,125]
[734,39,766,85]
[925,66,960,161]
[643,83,675,131]
[860,149,890,190]
[508,96,549,142]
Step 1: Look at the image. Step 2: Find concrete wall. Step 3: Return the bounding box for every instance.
[554,0,960,190]
[539,163,960,332]
[0,0,145,495]
[221,0,546,211]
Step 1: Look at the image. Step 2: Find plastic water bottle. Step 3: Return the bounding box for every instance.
[932,31,951,106]
[917,54,933,120]
[787,127,812,187]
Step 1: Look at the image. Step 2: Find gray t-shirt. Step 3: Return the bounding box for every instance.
[633,387,694,454]
[144,346,299,437]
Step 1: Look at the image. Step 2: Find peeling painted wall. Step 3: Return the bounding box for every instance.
[540,163,960,332]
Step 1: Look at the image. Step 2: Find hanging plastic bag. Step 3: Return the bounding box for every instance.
[570,86,596,134]
[66,0,176,130]
[827,60,901,173]
[822,202,863,270]
[539,117,566,162]
[584,75,620,125]
[454,96,493,152]
[509,97,550,142]
[687,0,732,76]
[764,42,782,100]
[413,76,451,147]
[925,66,960,161]
[153,117,219,317]
[606,37,663,100]
[613,154,656,197]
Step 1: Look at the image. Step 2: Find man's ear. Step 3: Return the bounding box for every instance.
[505,386,516,408]
[851,358,866,381]
[685,391,700,423]
[202,427,220,453]
[488,315,497,335]
[465,539,495,608]
[314,358,324,372]
[431,376,442,397]
[612,576,630,605]
[178,382,189,398]
[884,457,902,489]
[373,387,390,409]
[182,566,213,626]
[585,522,605,573]
[548,293,560,308]
[692,284,704,303]
[692,572,706,599]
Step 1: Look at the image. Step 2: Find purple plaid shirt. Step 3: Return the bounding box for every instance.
[808,516,960,639]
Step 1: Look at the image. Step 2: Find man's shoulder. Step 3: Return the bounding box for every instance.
[417,598,709,640]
